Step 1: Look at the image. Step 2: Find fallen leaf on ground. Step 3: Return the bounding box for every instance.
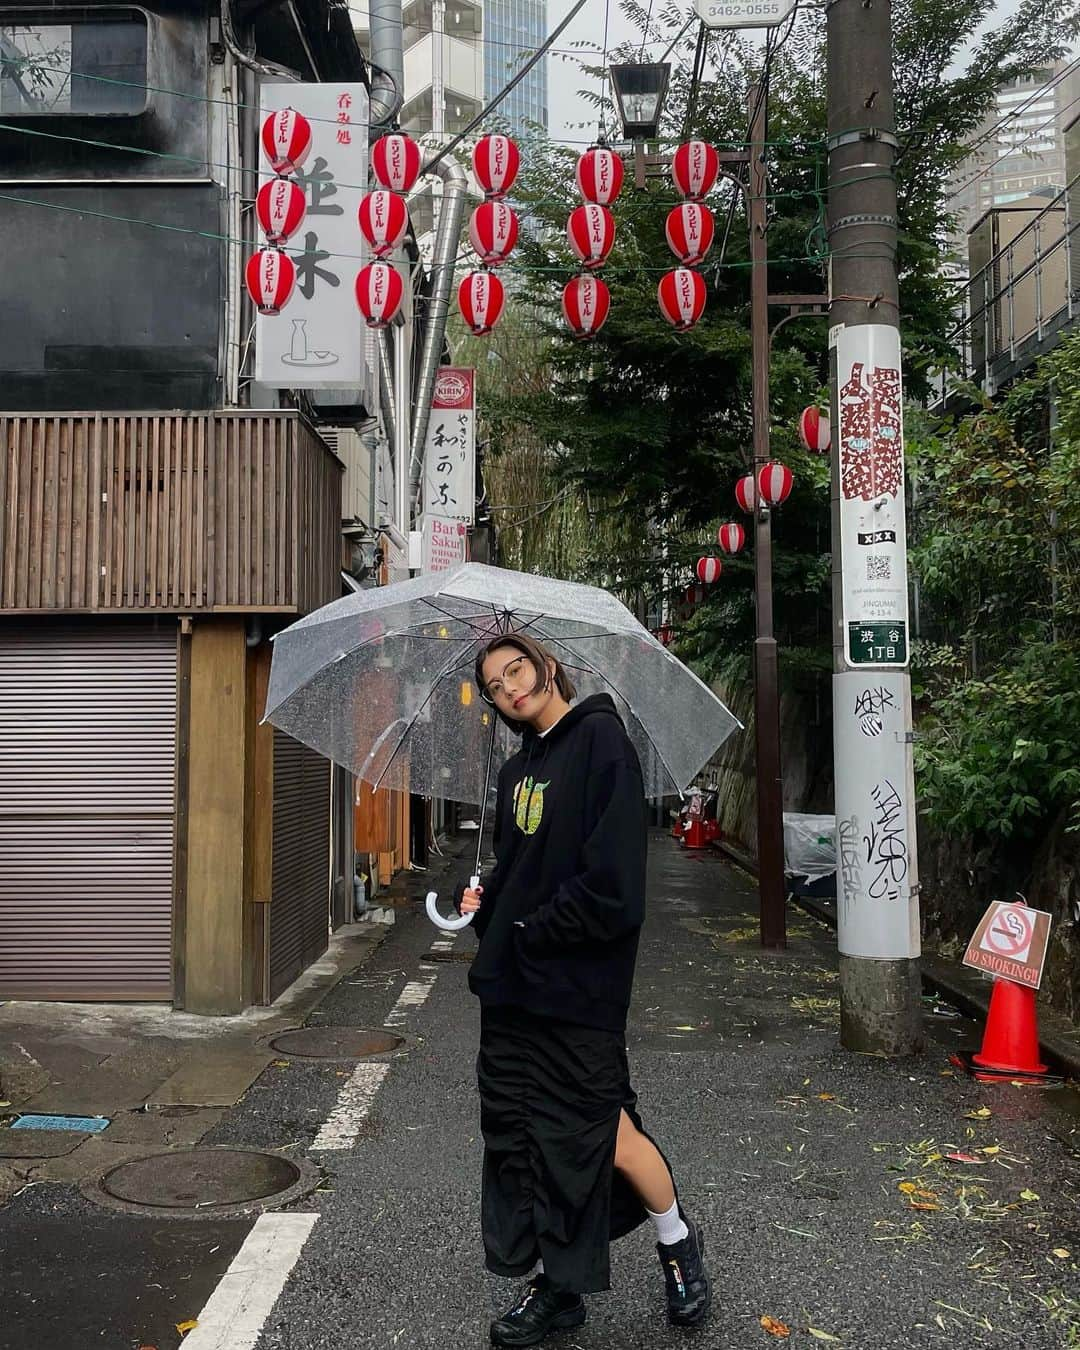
[898,1181,918,1195]
[908,1201,941,1212]
[1052,1248,1071,1259]
[939,1069,955,1077]
[817,1093,835,1101]
[1019,1189,1040,1202]
[272,1060,290,1067]
[979,1146,1001,1156]
[176,1322,198,1336]
[808,1331,841,1342]
[760,1314,791,1337]
[965,1107,992,1119]
[946,1152,985,1164]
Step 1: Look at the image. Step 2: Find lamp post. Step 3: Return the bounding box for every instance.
[609,62,671,188]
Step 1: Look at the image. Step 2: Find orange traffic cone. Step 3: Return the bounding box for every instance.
[971,977,1047,1077]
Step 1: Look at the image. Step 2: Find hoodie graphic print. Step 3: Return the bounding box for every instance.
[466,693,648,1032]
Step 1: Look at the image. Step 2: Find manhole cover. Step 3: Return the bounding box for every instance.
[85,1146,318,1218]
[421,950,473,963]
[269,1027,403,1059]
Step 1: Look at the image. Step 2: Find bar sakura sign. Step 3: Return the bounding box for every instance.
[422,517,469,573]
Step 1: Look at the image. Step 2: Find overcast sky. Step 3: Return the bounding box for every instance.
[543,0,1032,145]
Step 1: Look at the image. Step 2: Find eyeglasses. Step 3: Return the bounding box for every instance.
[481,654,533,705]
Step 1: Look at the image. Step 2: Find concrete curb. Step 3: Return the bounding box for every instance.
[711,839,1080,1081]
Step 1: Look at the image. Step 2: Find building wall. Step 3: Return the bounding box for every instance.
[483,0,546,135]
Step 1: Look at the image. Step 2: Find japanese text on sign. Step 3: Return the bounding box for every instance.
[422,368,476,524]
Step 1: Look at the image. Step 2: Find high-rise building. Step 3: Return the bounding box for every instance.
[483,0,548,136]
[946,60,1079,270]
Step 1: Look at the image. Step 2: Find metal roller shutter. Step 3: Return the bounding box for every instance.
[270,731,331,1000]
[0,624,177,1000]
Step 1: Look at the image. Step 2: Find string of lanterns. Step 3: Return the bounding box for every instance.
[245,108,313,315]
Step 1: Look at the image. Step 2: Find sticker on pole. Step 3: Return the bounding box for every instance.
[962,901,1052,990]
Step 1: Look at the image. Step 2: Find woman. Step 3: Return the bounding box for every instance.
[456,633,710,1348]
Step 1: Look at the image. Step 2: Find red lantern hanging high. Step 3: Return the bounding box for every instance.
[671,140,719,202]
[472,134,520,200]
[458,270,506,336]
[657,268,706,331]
[696,557,722,584]
[798,405,831,454]
[260,109,312,176]
[355,261,404,328]
[469,202,519,266]
[758,460,794,506]
[371,133,422,193]
[245,248,296,315]
[576,146,624,205]
[665,203,715,268]
[717,522,746,554]
[562,275,611,339]
[567,204,615,271]
[734,473,756,514]
[358,190,409,258]
[255,177,307,246]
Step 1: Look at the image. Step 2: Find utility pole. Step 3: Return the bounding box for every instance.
[748,81,787,950]
[827,0,923,1053]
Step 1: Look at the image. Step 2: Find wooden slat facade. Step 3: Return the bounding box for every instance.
[0,411,343,616]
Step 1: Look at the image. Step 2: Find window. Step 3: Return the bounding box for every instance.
[0,11,148,115]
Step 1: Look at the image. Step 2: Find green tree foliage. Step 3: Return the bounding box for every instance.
[476,0,1067,675]
[909,334,1080,843]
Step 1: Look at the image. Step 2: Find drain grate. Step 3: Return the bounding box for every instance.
[11,1113,110,1133]
[84,1146,319,1219]
[269,1027,404,1060]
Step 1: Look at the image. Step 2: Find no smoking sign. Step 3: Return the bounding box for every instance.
[963,900,1052,990]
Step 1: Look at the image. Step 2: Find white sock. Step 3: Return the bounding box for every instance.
[648,1199,689,1246]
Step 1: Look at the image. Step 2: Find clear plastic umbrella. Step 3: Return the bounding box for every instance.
[264,562,742,928]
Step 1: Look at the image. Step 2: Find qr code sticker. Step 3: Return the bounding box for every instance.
[866,555,891,581]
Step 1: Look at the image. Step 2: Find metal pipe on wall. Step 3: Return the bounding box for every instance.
[409,157,469,502]
[368,0,404,127]
[377,328,397,453]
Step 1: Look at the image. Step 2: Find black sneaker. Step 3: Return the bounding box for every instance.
[490,1274,587,1347]
[657,1214,710,1327]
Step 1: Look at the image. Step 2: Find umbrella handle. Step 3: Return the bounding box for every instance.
[425,873,479,932]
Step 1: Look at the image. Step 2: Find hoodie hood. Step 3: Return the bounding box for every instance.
[521,692,625,747]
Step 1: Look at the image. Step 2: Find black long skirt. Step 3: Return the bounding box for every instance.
[477,1005,653,1295]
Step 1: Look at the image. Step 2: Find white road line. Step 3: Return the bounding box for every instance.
[311,1061,391,1150]
[383,973,437,1028]
[181,1212,319,1350]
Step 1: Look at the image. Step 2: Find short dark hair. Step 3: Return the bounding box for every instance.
[475,634,576,733]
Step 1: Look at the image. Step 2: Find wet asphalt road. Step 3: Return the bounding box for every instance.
[2,833,1080,1349]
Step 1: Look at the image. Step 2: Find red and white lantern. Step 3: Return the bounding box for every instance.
[371,133,422,193]
[458,270,506,336]
[717,522,745,554]
[758,460,794,506]
[665,203,715,267]
[472,134,520,199]
[567,204,615,271]
[255,177,307,246]
[798,405,831,454]
[358,190,409,258]
[245,248,296,315]
[562,275,610,339]
[469,202,519,266]
[260,109,312,176]
[735,474,757,514]
[355,261,404,328]
[672,140,719,202]
[684,582,707,607]
[657,268,706,331]
[576,146,624,205]
[696,557,722,584]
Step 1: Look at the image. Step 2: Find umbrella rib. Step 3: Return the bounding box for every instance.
[532,628,685,797]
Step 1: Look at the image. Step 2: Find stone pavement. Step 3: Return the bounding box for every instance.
[1,832,1079,1349]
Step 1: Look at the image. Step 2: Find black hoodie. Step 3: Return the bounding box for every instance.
[464,693,647,1032]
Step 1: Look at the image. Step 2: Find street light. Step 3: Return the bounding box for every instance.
[609,62,671,190]
[609,62,671,140]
